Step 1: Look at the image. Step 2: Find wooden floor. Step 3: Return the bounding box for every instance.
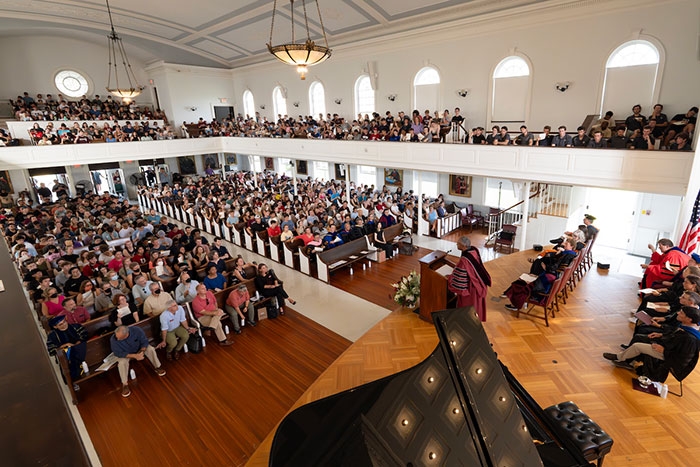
[77,308,350,466]
[249,248,700,466]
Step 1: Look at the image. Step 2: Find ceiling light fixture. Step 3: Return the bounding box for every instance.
[105,0,144,101]
[267,0,332,80]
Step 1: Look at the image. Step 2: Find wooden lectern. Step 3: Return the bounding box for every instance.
[418,250,455,322]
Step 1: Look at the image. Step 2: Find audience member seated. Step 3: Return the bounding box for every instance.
[373,222,394,259]
[58,297,91,325]
[46,315,87,390]
[254,264,295,315]
[503,238,577,311]
[603,307,700,382]
[225,284,257,334]
[175,270,199,304]
[640,239,690,289]
[111,325,166,398]
[110,293,140,328]
[156,300,196,361]
[143,282,174,317]
[190,284,234,346]
[202,264,227,292]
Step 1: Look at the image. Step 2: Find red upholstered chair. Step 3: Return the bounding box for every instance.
[461,204,484,232]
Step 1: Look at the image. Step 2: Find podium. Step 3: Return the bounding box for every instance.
[418,250,455,322]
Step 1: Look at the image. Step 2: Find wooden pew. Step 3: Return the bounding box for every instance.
[232,222,245,247]
[366,222,405,261]
[269,235,284,264]
[284,238,304,271]
[57,316,162,404]
[255,230,270,258]
[317,237,375,283]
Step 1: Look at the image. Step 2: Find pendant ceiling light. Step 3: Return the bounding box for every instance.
[105,0,144,101]
[267,0,332,80]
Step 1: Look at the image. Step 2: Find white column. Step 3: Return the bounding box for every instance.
[519,181,531,252]
[345,164,351,205]
[248,155,257,188]
[291,159,298,196]
[416,171,427,236]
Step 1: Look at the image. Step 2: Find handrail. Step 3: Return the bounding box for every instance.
[489,183,543,218]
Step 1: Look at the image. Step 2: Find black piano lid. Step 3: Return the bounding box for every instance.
[269,307,545,467]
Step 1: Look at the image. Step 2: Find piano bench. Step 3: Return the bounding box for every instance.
[544,401,613,467]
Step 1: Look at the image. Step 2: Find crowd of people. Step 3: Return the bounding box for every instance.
[7,92,696,153]
[601,238,700,384]
[145,170,419,256]
[183,104,696,152]
[2,166,432,397]
[10,92,167,123]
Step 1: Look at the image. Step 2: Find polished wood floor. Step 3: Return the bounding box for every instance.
[249,247,700,466]
[77,308,350,466]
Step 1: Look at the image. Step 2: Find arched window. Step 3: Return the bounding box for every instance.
[309,81,326,119]
[243,90,255,119]
[600,40,661,117]
[491,55,531,123]
[354,75,375,116]
[272,86,287,119]
[413,66,440,113]
[493,56,530,78]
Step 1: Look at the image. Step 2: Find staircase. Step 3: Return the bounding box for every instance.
[486,183,572,245]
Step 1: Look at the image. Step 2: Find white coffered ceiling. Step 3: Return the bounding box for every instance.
[0,0,562,69]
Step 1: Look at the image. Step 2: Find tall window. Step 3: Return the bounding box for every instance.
[243,90,255,119]
[251,156,262,173]
[309,81,326,119]
[413,67,440,114]
[491,56,530,123]
[600,40,661,118]
[279,158,294,177]
[420,172,438,199]
[313,161,329,181]
[357,165,376,188]
[484,178,520,210]
[272,86,287,119]
[354,75,375,117]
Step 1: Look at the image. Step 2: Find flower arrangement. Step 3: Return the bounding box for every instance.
[392,270,421,308]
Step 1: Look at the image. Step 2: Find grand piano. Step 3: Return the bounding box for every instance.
[269,308,613,466]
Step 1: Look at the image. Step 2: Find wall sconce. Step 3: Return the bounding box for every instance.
[387,94,397,102]
[186,106,197,111]
[260,104,266,109]
[555,82,571,92]
[293,101,300,107]
[456,89,469,98]
[218,98,228,104]
[334,98,342,105]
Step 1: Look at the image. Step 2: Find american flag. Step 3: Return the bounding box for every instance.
[678,189,700,254]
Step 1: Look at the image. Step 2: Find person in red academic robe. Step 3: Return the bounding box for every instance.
[641,238,690,288]
[448,236,491,321]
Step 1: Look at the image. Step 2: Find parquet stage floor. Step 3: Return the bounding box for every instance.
[248,247,700,466]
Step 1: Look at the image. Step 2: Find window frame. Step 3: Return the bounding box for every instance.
[243,90,255,119]
[272,86,287,120]
[354,75,375,117]
[309,81,326,119]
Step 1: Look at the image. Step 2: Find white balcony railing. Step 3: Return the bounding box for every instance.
[0,137,694,197]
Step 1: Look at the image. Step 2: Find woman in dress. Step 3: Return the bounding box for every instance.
[254,264,296,315]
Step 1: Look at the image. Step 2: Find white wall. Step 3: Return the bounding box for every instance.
[230,0,699,131]
[146,62,235,127]
[0,35,152,104]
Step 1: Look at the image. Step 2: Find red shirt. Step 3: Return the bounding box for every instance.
[226,288,250,309]
[82,262,103,278]
[295,233,314,246]
[191,290,217,319]
[267,225,281,237]
[59,306,90,325]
